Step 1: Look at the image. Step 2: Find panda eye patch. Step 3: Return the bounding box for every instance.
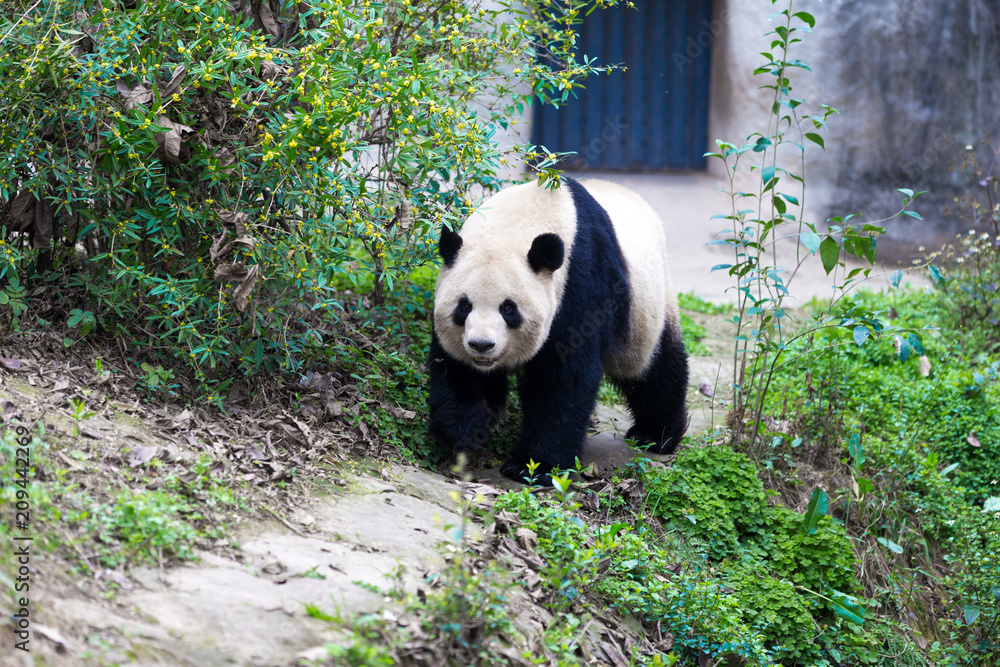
[452,296,473,326]
[499,299,522,328]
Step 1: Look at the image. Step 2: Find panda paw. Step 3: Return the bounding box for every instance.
[499,459,554,486]
[626,425,678,455]
[624,424,655,447]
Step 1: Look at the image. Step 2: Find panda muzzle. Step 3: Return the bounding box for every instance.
[467,339,498,367]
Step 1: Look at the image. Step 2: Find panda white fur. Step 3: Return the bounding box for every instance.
[428,177,688,483]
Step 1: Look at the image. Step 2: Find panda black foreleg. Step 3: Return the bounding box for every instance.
[499,349,603,485]
[614,326,689,455]
[428,333,509,454]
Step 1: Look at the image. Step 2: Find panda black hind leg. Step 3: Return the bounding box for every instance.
[615,324,689,455]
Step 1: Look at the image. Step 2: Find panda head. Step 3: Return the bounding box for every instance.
[433,225,565,372]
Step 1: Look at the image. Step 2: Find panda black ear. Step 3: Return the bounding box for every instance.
[527,233,564,274]
[439,224,463,267]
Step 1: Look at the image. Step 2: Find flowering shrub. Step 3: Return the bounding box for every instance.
[922,143,1000,350]
[0,0,620,391]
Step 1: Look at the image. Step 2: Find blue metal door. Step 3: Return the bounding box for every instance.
[533,0,714,171]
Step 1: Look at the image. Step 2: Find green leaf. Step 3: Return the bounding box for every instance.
[907,333,924,356]
[852,326,869,347]
[982,497,1000,513]
[799,229,821,253]
[819,237,839,274]
[832,595,866,626]
[847,433,865,466]
[896,336,912,362]
[928,264,945,285]
[802,487,827,535]
[793,11,816,28]
[877,537,903,554]
[897,188,915,199]
[941,462,959,477]
[762,165,776,183]
[0,292,9,305]
[805,132,825,149]
[902,210,923,219]
[964,606,981,625]
[753,137,772,152]
[889,270,902,288]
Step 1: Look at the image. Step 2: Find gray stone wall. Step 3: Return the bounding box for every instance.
[825,0,1000,260]
[709,0,1000,262]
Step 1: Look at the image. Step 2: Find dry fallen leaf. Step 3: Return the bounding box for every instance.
[10,190,35,228]
[116,79,154,109]
[967,432,981,448]
[386,406,417,421]
[516,527,538,553]
[161,65,186,99]
[213,262,250,283]
[257,2,280,36]
[127,445,159,467]
[232,265,261,312]
[210,212,257,262]
[259,59,288,79]
[918,355,931,377]
[154,114,194,164]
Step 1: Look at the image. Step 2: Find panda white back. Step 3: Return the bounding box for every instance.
[578,179,679,379]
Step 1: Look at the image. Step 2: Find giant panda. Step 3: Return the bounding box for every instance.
[428,177,688,483]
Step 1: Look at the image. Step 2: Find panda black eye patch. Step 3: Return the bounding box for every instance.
[499,299,522,328]
[452,296,473,326]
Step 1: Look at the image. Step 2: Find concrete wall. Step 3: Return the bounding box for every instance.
[708,0,1000,261]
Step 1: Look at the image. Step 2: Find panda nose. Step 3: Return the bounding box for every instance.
[468,339,495,353]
